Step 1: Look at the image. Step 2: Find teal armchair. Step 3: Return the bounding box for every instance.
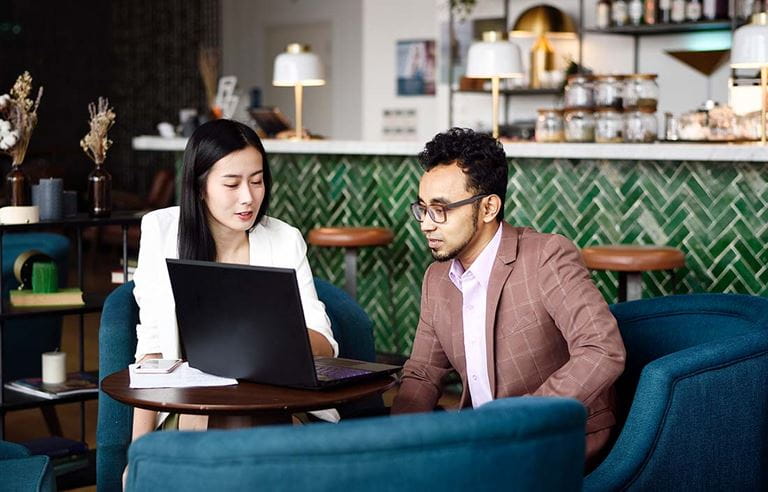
[0,439,55,492]
[125,397,585,492]
[585,293,768,490]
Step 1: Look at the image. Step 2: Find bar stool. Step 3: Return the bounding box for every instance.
[581,245,685,302]
[307,227,394,298]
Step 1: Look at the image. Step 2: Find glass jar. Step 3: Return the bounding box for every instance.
[535,109,564,142]
[595,107,625,143]
[594,75,624,110]
[564,109,596,142]
[625,107,658,142]
[624,74,659,111]
[564,74,595,109]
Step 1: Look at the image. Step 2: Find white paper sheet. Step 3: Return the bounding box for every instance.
[128,362,238,389]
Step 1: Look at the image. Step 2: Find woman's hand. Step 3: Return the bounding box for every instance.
[307,329,333,357]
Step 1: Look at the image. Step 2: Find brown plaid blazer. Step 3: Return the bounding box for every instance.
[392,223,626,458]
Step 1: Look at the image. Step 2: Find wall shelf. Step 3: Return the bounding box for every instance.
[456,88,562,96]
[586,20,734,36]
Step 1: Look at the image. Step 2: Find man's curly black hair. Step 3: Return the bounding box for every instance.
[418,128,508,221]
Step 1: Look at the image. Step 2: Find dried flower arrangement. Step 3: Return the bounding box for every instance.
[0,71,44,166]
[198,47,221,117]
[80,97,116,165]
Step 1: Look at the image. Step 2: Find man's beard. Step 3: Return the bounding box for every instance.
[431,207,479,262]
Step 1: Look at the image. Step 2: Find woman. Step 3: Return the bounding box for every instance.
[130,119,337,439]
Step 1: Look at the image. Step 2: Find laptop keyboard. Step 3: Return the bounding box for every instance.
[315,364,371,381]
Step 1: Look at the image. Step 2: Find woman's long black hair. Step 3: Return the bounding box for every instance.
[177,119,271,261]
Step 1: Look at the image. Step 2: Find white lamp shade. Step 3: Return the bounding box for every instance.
[466,40,523,79]
[731,21,768,68]
[273,50,326,86]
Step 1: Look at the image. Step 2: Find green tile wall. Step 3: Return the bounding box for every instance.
[269,153,768,356]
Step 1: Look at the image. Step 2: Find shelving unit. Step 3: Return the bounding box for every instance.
[585,20,734,36]
[0,212,143,438]
[448,1,742,124]
[456,87,562,96]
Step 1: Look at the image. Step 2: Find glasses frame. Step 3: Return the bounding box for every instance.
[410,194,489,224]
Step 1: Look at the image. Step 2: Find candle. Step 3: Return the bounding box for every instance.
[35,178,63,221]
[62,190,78,218]
[32,262,58,293]
[42,351,66,384]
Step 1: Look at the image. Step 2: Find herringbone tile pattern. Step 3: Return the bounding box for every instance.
[270,153,768,355]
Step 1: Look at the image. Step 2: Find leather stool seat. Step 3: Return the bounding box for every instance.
[582,245,685,272]
[582,245,685,302]
[307,227,393,248]
[307,227,394,298]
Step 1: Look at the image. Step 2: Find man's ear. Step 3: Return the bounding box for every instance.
[482,195,501,223]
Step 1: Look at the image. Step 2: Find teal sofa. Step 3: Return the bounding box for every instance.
[125,396,585,492]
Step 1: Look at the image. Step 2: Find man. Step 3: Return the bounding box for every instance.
[391,128,626,465]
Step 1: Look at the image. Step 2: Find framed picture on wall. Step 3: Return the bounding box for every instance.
[397,39,436,96]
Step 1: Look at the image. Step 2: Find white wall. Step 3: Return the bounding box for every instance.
[222,0,363,139]
[361,0,445,142]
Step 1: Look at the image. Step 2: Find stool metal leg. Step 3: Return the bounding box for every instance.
[617,272,643,302]
[344,247,358,299]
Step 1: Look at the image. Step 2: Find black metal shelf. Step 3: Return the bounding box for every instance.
[0,293,107,320]
[456,88,562,96]
[1,386,98,412]
[586,20,733,36]
[0,211,144,232]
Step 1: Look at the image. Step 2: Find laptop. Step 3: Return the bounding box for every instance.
[166,259,401,389]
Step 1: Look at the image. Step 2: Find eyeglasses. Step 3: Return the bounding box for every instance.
[410,194,488,224]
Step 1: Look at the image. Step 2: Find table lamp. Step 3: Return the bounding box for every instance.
[731,12,768,144]
[510,5,577,89]
[465,31,523,139]
[272,43,325,140]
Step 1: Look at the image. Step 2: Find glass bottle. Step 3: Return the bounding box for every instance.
[686,0,702,21]
[595,107,625,143]
[624,74,659,110]
[594,75,625,109]
[671,0,686,21]
[629,0,644,24]
[645,0,658,24]
[4,165,30,206]
[702,0,728,19]
[564,109,596,142]
[597,0,612,29]
[659,0,672,22]
[564,74,595,108]
[625,107,658,142]
[738,0,755,20]
[535,109,565,142]
[612,0,630,26]
[88,163,112,218]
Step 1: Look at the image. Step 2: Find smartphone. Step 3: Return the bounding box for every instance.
[134,359,182,374]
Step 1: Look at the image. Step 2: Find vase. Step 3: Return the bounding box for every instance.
[88,163,111,218]
[5,163,31,206]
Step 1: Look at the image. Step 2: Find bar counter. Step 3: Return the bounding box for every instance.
[134,136,768,355]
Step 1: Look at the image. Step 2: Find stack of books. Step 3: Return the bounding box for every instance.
[9,288,84,307]
[111,257,137,284]
[4,371,98,399]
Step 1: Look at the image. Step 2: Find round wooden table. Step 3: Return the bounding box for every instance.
[102,369,396,427]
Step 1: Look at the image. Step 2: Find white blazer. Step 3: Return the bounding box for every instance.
[132,206,338,361]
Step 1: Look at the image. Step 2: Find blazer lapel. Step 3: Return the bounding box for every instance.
[484,223,519,398]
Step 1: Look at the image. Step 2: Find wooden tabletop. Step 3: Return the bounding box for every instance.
[101,369,396,418]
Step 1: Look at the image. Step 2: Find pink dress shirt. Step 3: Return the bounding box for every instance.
[448,223,502,408]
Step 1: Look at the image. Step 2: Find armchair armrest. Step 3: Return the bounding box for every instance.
[0,440,30,459]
